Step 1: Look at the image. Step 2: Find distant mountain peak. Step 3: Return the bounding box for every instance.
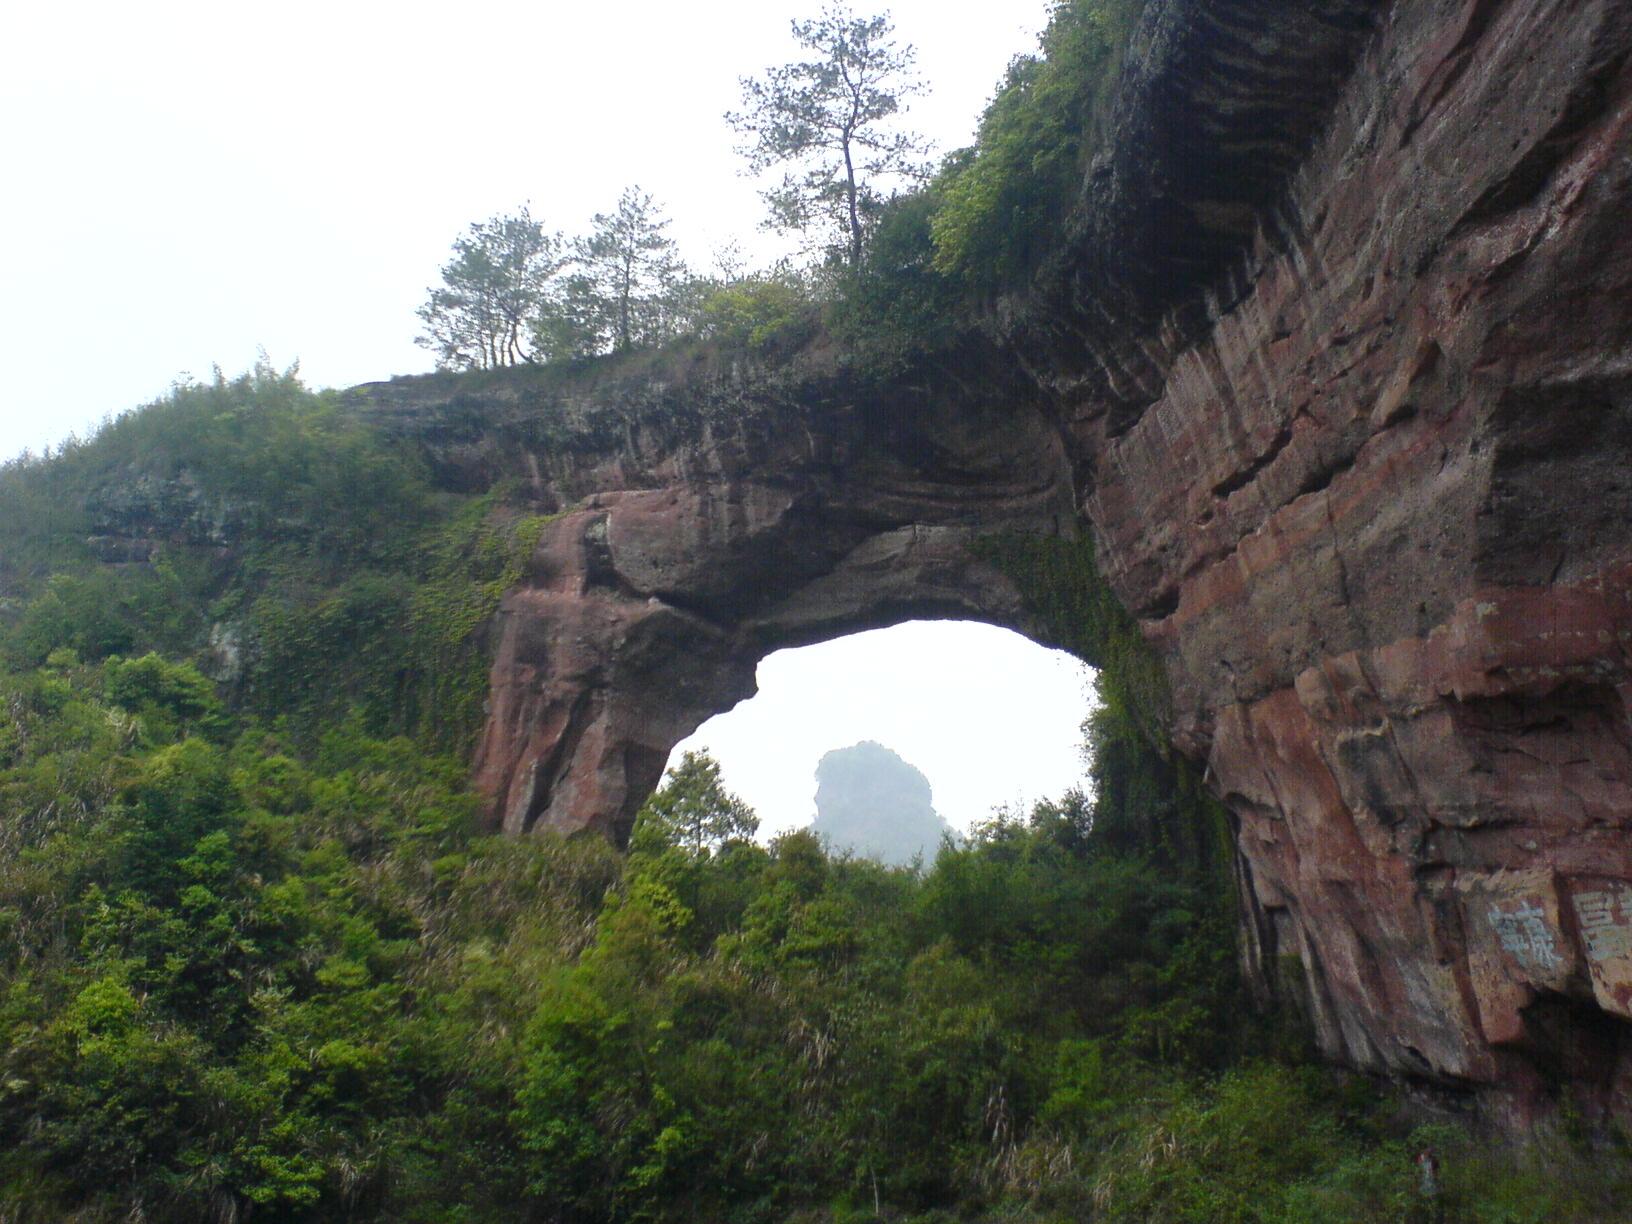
[808,741,952,868]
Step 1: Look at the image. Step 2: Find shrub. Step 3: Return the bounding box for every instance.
[695,273,817,351]
[931,0,1147,288]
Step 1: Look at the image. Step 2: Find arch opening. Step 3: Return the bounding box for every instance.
[667,620,1095,853]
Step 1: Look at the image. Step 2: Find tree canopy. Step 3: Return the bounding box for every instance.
[408,2,1155,376]
[415,207,565,370]
[728,4,929,268]
[634,749,759,856]
[569,186,690,354]
[418,191,696,368]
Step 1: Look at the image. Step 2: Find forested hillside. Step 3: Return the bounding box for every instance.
[0,372,1623,1222]
[4,0,1632,1217]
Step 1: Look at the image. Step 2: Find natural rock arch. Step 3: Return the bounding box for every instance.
[352,0,1632,1125]
[465,365,1076,842]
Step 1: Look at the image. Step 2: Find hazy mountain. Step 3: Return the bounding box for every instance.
[808,740,954,867]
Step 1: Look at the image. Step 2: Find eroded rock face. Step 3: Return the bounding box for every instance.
[352,0,1632,1123]
[355,351,1079,842]
[811,741,954,867]
[1081,0,1632,1124]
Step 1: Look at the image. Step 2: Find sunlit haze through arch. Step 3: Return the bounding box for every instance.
[670,621,1096,841]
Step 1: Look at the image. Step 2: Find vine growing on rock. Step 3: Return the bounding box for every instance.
[930,0,1148,288]
[975,529,1232,883]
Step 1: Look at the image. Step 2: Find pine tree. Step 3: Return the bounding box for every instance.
[415,207,565,370]
[570,186,689,353]
[728,5,929,268]
[636,750,759,856]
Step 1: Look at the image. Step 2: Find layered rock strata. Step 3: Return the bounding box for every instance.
[353,0,1632,1123]
[1085,0,1632,1123]
[355,346,1078,843]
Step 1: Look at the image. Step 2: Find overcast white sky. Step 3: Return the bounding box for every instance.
[0,0,1093,833]
[677,622,1092,838]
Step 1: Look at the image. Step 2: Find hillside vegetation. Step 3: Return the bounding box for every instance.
[1,374,1626,1221]
[3,1,1630,1219]
[405,0,1151,378]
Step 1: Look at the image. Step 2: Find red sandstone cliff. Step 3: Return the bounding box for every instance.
[1081,0,1632,1124]
[351,0,1632,1125]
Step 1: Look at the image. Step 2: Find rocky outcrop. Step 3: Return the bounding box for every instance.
[352,0,1632,1125]
[810,741,954,867]
[1083,0,1632,1126]
[354,345,1077,843]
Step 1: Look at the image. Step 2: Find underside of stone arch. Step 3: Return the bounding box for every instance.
[468,368,1078,842]
[351,0,1632,1126]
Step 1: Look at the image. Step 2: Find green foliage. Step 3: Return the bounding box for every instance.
[825,189,964,371]
[975,529,1232,880]
[394,0,1146,387]
[569,186,691,355]
[0,361,430,659]
[695,270,819,351]
[0,646,628,1220]
[8,572,141,663]
[105,651,225,743]
[634,749,760,857]
[728,5,929,268]
[394,1,1144,381]
[417,206,567,370]
[930,0,1147,288]
[974,529,1165,735]
[0,639,1625,1221]
[1,364,549,756]
[238,491,547,752]
[420,193,698,368]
